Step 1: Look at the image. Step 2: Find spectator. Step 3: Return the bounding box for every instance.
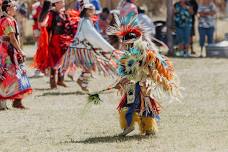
[189,0,198,55]
[138,6,156,36]
[32,0,44,42]
[90,0,102,32]
[174,0,193,57]
[90,0,102,14]
[226,0,228,17]
[17,1,28,18]
[74,0,80,11]
[31,0,45,78]
[198,0,217,57]
[75,0,102,14]
[99,7,110,37]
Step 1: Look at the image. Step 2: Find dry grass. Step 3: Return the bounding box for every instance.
[1,57,228,152]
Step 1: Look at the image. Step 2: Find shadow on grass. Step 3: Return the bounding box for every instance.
[64,80,75,82]
[33,88,53,91]
[36,91,86,97]
[63,134,154,144]
[28,76,44,79]
[35,89,114,98]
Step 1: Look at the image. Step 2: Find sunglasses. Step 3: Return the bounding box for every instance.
[8,4,16,9]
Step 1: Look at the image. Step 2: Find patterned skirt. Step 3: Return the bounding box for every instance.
[0,41,32,101]
[61,46,118,76]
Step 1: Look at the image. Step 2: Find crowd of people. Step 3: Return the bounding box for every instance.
[0,0,218,137]
[174,0,217,57]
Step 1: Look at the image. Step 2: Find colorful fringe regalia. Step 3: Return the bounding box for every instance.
[61,17,118,77]
[0,16,32,101]
[106,14,181,136]
[118,0,138,25]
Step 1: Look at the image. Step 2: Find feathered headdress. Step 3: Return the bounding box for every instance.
[107,15,143,44]
[79,0,95,12]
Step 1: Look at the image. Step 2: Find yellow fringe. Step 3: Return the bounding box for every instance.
[119,108,158,134]
[139,117,158,134]
[119,108,140,129]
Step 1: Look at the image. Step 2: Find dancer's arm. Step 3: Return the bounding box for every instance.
[82,19,115,52]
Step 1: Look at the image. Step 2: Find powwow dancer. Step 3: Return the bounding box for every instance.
[33,0,76,89]
[0,0,32,110]
[104,15,180,136]
[32,0,44,42]
[31,0,45,78]
[62,0,117,92]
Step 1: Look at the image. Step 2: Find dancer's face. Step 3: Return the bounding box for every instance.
[55,0,65,11]
[122,42,134,50]
[6,2,16,16]
[86,8,95,17]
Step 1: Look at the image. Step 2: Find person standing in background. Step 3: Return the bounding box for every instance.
[189,0,198,55]
[198,0,216,57]
[74,0,80,10]
[226,0,228,17]
[99,7,110,39]
[31,0,44,78]
[76,0,102,13]
[14,0,28,46]
[174,0,193,57]
[90,0,102,14]
[32,0,44,43]
[137,6,156,36]
[90,0,102,32]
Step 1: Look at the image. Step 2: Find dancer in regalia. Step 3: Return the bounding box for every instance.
[33,0,76,89]
[106,15,180,136]
[31,0,45,78]
[62,0,116,92]
[0,0,32,110]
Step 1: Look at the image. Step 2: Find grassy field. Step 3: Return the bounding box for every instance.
[0,57,228,152]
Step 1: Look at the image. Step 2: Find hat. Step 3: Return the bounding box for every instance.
[52,0,63,4]
[79,0,95,12]
[1,0,15,12]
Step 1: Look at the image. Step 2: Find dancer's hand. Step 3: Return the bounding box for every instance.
[0,75,6,81]
[0,67,7,81]
[114,78,129,90]
[17,51,26,64]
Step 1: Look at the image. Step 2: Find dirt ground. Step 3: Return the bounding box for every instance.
[0,57,228,152]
